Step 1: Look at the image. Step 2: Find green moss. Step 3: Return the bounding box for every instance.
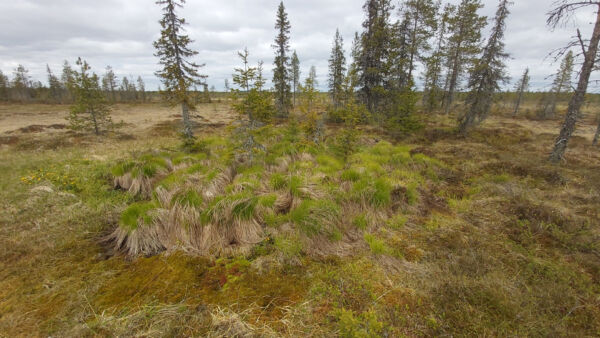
[336,308,384,338]
[290,199,339,236]
[120,201,157,230]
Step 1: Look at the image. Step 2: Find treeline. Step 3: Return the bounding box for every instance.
[0,62,155,104]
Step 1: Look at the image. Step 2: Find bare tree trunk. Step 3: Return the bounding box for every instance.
[549,8,600,163]
[593,121,600,146]
[181,101,194,139]
[513,89,524,117]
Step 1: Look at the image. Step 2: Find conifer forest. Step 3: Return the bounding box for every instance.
[1,0,600,336]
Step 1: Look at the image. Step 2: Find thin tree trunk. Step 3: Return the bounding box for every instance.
[593,121,600,145]
[550,8,600,163]
[181,101,194,139]
[90,107,99,135]
[513,88,524,116]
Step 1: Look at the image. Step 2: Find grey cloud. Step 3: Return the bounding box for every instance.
[0,0,598,92]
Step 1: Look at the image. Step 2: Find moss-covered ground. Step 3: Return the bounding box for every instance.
[1,107,599,336]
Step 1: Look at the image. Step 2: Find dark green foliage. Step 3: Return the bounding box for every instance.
[328,29,347,108]
[153,0,207,139]
[459,0,511,134]
[120,201,157,230]
[442,0,487,114]
[272,1,292,116]
[67,58,113,135]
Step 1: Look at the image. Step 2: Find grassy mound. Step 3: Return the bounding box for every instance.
[108,125,443,258]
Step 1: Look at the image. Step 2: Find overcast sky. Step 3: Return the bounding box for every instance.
[0,0,598,91]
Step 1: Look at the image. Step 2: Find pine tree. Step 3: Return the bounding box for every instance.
[137,76,146,102]
[153,0,207,140]
[358,0,394,114]
[459,0,511,134]
[12,65,31,102]
[291,50,300,107]
[0,70,8,101]
[549,2,600,162]
[401,0,439,83]
[47,65,63,103]
[67,58,112,135]
[442,0,487,114]
[272,1,292,116]
[512,67,530,116]
[422,4,451,112]
[102,66,118,102]
[539,51,574,118]
[328,29,347,108]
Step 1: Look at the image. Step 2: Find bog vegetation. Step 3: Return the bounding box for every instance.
[1,0,600,336]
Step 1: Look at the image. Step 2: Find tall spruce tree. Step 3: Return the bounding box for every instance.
[328,29,347,108]
[358,0,394,114]
[291,50,300,107]
[67,58,112,135]
[442,0,486,114]
[153,0,207,139]
[401,0,439,83]
[549,1,600,163]
[540,50,574,118]
[120,77,131,101]
[512,67,530,116]
[458,0,511,134]
[272,1,292,116]
[422,4,452,112]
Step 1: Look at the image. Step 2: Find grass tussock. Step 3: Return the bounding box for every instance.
[2,102,600,336]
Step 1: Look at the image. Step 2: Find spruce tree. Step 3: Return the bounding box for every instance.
[291,50,300,107]
[459,0,511,134]
[358,0,394,114]
[102,66,118,102]
[422,4,451,112]
[540,51,574,118]
[328,29,347,108]
[549,2,600,163]
[512,68,530,116]
[272,1,292,116]
[47,65,63,103]
[442,0,486,114]
[67,58,112,135]
[153,0,207,140]
[401,0,439,83]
